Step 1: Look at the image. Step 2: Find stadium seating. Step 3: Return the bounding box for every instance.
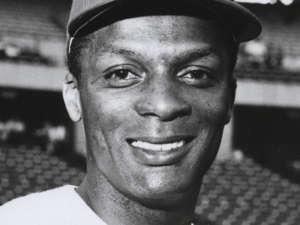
[0,145,85,205]
[245,5,300,58]
[1,145,300,224]
[197,157,300,225]
[262,22,300,57]
[0,0,66,39]
[234,69,300,82]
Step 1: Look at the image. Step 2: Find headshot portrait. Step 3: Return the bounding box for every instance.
[0,0,300,224]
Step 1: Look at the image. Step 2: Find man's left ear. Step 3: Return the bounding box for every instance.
[225,76,237,124]
[63,73,82,122]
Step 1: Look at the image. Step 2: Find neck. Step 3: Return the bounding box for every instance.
[77,165,201,225]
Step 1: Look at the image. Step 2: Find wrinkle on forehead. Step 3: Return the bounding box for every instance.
[92,15,227,45]
[95,43,221,65]
[108,16,185,40]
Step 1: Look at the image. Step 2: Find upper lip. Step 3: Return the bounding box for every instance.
[126,135,195,144]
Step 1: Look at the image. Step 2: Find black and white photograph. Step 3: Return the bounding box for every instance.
[0,0,299,224]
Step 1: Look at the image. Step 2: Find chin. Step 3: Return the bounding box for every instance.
[125,176,203,210]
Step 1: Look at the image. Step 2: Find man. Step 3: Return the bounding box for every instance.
[0,0,261,224]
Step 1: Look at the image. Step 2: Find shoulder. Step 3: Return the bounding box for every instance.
[0,185,78,225]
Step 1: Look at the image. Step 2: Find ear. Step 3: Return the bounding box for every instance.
[63,73,82,122]
[225,76,237,124]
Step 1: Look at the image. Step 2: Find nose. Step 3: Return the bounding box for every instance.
[134,77,192,121]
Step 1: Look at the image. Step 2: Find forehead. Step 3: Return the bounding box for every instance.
[88,15,232,58]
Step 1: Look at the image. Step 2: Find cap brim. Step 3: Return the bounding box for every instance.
[68,0,262,43]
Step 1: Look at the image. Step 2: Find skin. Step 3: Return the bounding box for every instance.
[63,15,236,225]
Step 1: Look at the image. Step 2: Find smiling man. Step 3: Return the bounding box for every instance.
[0,0,261,225]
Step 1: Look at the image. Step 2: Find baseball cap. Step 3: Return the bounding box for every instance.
[68,0,262,43]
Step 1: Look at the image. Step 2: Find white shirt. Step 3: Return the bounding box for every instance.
[0,185,107,225]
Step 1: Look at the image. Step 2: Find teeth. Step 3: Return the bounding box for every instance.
[172,142,177,149]
[131,140,185,151]
[162,143,172,151]
[178,140,184,148]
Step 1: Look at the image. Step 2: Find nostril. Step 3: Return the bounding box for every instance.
[140,112,160,118]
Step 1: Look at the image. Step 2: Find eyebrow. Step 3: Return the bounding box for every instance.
[97,44,219,62]
[98,44,138,58]
[175,48,218,63]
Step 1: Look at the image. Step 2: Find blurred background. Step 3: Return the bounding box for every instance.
[0,0,299,224]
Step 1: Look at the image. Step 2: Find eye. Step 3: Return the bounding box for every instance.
[184,70,208,80]
[108,69,136,80]
[177,67,216,88]
[104,68,143,88]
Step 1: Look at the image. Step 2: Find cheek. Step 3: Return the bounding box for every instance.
[190,86,230,127]
[82,90,130,131]
[80,89,135,179]
[187,88,230,159]
[80,88,139,171]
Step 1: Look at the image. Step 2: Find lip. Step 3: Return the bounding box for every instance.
[127,136,195,166]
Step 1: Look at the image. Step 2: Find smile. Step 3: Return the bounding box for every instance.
[127,136,194,166]
[131,140,185,151]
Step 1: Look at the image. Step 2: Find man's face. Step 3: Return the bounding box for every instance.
[78,15,234,207]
